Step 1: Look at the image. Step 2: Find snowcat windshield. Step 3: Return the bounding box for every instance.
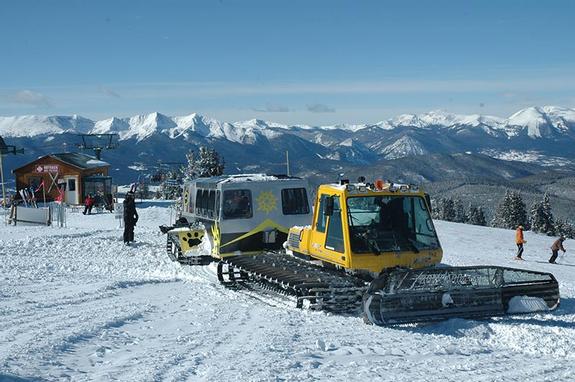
[346,195,439,253]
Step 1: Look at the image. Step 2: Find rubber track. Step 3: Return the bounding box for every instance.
[221,252,368,312]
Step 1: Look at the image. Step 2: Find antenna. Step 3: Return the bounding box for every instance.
[77,133,119,160]
[286,150,290,177]
[0,136,25,208]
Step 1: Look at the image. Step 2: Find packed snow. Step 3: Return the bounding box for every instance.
[1,203,575,381]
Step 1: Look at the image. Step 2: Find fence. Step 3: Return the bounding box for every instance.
[5,202,66,227]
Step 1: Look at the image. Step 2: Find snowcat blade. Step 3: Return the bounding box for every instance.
[363,266,559,326]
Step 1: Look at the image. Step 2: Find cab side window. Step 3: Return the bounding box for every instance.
[325,196,344,253]
[316,195,328,233]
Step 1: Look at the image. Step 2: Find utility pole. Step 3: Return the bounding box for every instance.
[0,136,24,208]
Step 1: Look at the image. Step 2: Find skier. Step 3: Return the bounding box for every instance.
[123,192,138,245]
[515,225,526,260]
[83,194,95,215]
[549,236,566,264]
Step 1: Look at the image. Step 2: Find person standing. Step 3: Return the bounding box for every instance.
[549,236,566,264]
[83,194,95,215]
[123,192,138,245]
[515,225,526,260]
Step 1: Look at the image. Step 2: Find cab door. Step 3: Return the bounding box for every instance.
[309,194,347,267]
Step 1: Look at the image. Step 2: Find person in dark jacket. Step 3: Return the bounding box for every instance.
[123,192,138,245]
[549,236,566,264]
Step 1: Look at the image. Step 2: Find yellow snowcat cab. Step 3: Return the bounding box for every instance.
[286,180,442,275]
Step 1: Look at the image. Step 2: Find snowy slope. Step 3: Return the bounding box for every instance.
[1,204,574,381]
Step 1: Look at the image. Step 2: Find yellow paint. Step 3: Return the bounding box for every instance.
[175,228,205,252]
[211,222,221,258]
[256,191,277,214]
[220,218,288,250]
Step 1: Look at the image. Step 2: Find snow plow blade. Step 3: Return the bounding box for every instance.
[363,266,559,326]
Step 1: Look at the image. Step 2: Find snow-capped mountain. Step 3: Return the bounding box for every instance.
[2,106,575,183]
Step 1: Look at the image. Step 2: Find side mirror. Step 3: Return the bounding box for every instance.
[325,196,334,216]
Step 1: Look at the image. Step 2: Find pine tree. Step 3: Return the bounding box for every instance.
[530,193,555,235]
[453,199,466,223]
[184,146,225,179]
[554,219,574,239]
[467,205,487,226]
[493,190,527,229]
[442,198,456,221]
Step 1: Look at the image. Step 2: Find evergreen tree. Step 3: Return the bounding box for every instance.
[183,146,225,179]
[554,219,575,239]
[530,193,555,235]
[441,198,456,221]
[493,190,528,229]
[467,205,487,226]
[453,198,466,223]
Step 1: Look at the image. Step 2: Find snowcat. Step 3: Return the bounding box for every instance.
[160,174,560,325]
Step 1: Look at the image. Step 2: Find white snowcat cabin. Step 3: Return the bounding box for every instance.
[180,174,312,257]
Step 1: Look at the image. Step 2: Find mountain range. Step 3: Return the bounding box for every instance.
[2,106,575,184]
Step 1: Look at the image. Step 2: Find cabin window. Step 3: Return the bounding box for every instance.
[281,188,309,215]
[215,191,221,218]
[325,196,344,253]
[195,189,202,215]
[187,188,194,213]
[207,190,216,218]
[315,195,328,233]
[68,179,76,192]
[201,190,209,215]
[223,189,252,219]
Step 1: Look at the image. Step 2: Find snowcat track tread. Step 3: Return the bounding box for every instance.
[220,252,367,312]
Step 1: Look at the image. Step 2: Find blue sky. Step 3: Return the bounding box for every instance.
[1,0,574,124]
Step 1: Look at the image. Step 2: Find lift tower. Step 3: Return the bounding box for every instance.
[0,136,24,208]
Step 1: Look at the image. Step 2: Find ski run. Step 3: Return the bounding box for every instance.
[1,203,574,381]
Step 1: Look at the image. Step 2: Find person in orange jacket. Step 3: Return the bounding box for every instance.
[515,225,526,260]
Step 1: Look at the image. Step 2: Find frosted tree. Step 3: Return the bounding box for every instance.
[554,219,574,239]
[530,193,555,235]
[436,198,456,221]
[493,190,528,229]
[453,198,466,223]
[467,205,487,226]
[183,146,225,179]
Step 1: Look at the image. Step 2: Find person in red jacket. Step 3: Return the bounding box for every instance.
[83,194,95,215]
[515,225,526,260]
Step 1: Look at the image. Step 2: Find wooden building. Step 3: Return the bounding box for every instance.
[12,153,111,205]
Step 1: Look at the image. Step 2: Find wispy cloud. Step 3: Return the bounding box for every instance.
[252,104,291,112]
[307,103,335,113]
[99,85,122,98]
[9,90,52,107]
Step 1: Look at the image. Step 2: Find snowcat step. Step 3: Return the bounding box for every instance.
[363,266,560,326]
